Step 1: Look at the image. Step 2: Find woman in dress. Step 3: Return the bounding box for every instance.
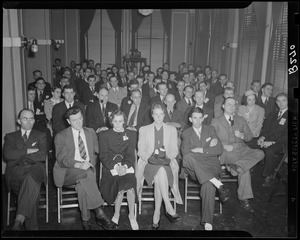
[238,90,265,148]
[136,103,183,230]
[44,85,63,135]
[98,110,139,230]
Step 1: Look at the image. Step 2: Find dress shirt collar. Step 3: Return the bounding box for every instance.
[195,104,203,109]
[192,126,202,137]
[21,128,32,138]
[65,100,74,108]
[279,108,288,116]
[224,113,234,122]
[113,128,124,133]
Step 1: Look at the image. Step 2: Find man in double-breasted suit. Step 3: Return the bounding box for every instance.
[181,107,228,231]
[52,85,86,136]
[86,87,118,133]
[3,109,47,230]
[211,97,265,212]
[53,106,117,230]
[123,89,151,132]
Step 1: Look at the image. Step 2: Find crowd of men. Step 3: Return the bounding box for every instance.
[4,58,288,231]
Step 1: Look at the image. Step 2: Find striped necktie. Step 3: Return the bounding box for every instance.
[128,105,137,127]
[78,131,87,160]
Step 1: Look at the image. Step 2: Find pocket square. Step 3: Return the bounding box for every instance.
[206,137,211,142]
[32,142,37,146]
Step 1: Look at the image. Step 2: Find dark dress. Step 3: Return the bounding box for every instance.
[144,126,174,187]
[99,128,137,205]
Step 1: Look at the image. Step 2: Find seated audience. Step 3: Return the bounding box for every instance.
[238,90,265,147]
[117,67,128,88]
[123,89,151,132]
[34,77,52,114]
[108,76,127,108]
[173,79,185,102]
[28,70,52,94]
[206,69,219,92]
[198,81,215,109]
[181,107,228,231]
[149,76,162,98]
[175,85,195,116]
[81,75,99,106]
[163,93,183,130]
[53,106,117,230]
[52,85,86,136]
[256,82,277,119]
[211,97,265,212]
[214,87,240,118]
[3,109,47,230]
[209,73,227,96]
[98,110,139,230]
[136,103,183,230]
[86,87,118,133]
[149,82,169,107]
[182,90,214,130]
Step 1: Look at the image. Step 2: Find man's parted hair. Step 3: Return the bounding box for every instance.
[65,106,82,120]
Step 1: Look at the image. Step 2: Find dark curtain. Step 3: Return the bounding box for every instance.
[266,2,283,82]
[193,9,210,67]
[107,9,123,67]
[253,2,268,81]
[160,9,172,64]
[131,10,145,50]
[79,9,96,61]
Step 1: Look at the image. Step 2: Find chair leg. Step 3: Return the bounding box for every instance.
[138,192,142,215]
[46,182,49,223]
[7,191,11,226]
[184,177,187,213]
[57,188,61,223]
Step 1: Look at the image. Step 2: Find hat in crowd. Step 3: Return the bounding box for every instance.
[244,90,256,97]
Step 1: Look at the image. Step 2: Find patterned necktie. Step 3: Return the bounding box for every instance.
[91,86,94,94]
[128,105,137,127]
[22,131,28,142]
[169,110,173,119]
[278,110,283,119]
[229,116,234,126]
[102,104,106,122]
[78,131,87,160]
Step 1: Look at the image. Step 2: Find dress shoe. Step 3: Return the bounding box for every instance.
[240,199,254,213]
[217,185,230,203]
[165,212,180,223]
[82,221,92,230]
[128,215,139,230]
[152,221,160,230]
[204,223,213,231]
[94,206,118,230]
[11,220,23,231]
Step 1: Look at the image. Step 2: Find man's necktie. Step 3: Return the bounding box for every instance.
[278,110,283,119]
[264,98,268,106]
[69,104,72,109]
[128,105,137,127]
[78,131,87,160]
[169,110,173,119]
[22,131,28,142]
[188,99,192,106]
[229,116,234,126]
[39,91,43,102]
[91,87,94,94]
[102,104,106,122]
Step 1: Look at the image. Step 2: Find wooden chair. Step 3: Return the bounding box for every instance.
[184,165,237,214]
[7,155,49,226]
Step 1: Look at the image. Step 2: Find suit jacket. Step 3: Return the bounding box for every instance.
[259,110,287,149]
[53,126,99,187]
[181,125,223,158]
[3,129,47,189]
[214,96,241,118]
[256,93,277,119]
[209,80,223,96]
[52,100,86,135]
[117,75,128,88]
[238,104,265,137]
[174,89,184,103]
[81,84,99,106]
[123,102,152,131]
[176,98,195,115]
[149,94,164,107]
[28,81,52,94]
[163,108,183,126]
[182,105,213,130]
[203,91,215,109]
[34,89,52,113]
[164,80,177,95]
[86,101,118,131]
[136,123,183,204]
[108,87,127,107]
[211,114,253,164]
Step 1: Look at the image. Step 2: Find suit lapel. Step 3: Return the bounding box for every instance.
[83,127,93,162]
[219,115,230,133]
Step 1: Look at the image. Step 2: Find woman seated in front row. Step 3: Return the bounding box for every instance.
[136,103,183,230]
[98,110,139,230]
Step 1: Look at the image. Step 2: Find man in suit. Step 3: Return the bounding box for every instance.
[161,70,176,95]
[174,79,185,103]
[149,82,169,107]
[81,75,99,106]
[76,67,93,102]
[211,97,265,212]
[256,82,277,119]
[248,93,288,187]
[120,79,140,111]
[214,87,240,118]
[182,90,214,130]
[52,85,86,136]
[123,89,151,132]
[209,73,227,96]
[149,76,162,98]
[163,93,183,130]
[198,81,215,109]
[3,109,47,230]
[53,58,65,86]
[181,107,229,231]
[175,85,195,116]
[136,75,150,102]
[250,80,261,98]
[34,77,52,113]
[108,76,127,108]
[28,70,52,94]
[206,69,219,92]
[117,67,128,88]
[86,87,118,133]
[53,106,117,230]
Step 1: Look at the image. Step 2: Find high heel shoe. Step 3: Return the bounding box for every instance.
[152,221,160,230]
[165,212,180,223]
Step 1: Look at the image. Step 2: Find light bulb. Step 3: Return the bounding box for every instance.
[31,39,38,52]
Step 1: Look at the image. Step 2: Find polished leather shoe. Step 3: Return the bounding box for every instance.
[217,185,230,203]
[240,199,254,213]
[11,220,23,231]
[152,221,160,230]
[165,212,180,223]
[82,221,92,230]
[95,207,118,230]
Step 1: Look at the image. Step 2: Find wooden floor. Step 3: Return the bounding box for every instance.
[1,159,291,238]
